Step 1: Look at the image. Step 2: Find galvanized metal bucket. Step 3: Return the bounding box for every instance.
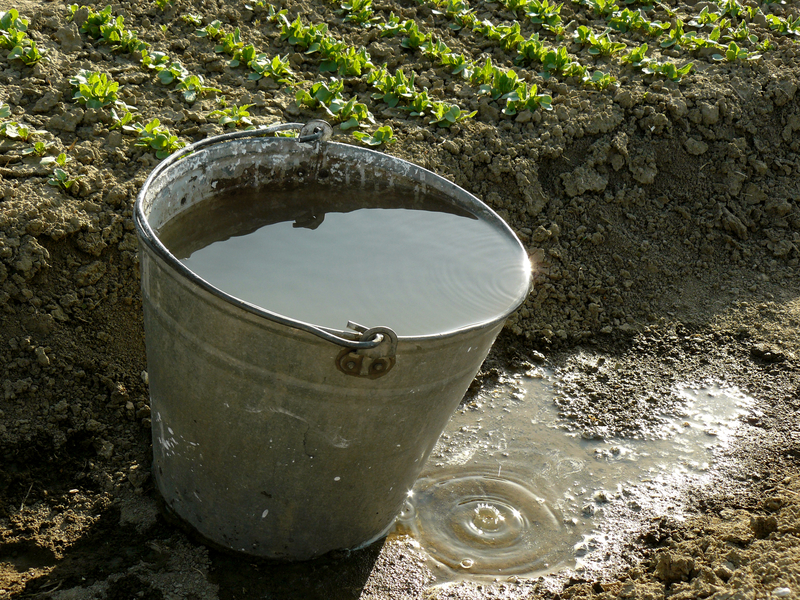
[134,122,531,560]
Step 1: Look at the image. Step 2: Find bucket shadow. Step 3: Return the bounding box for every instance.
[207,542,385,600]
[8,496,385,600]
[153,484,387,600]
[10,506,172,598]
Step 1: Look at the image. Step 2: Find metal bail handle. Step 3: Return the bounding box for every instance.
[298,120,333,143]
[336,324,398,379]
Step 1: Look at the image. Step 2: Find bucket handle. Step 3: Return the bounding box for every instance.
[136,121,395,355]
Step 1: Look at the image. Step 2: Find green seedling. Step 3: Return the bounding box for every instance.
[526,0,563,27]
[561,61,587,79]
[582,70,616,89]
[407,90,433,117]
[582,0,619,17]
[621,42,648,65]
[588,32,627,55]
[660,18,685,48]
[216,28,244,55]
[264,4,288,23]
[154,0,173,10]
[680,29,723,50]
[503,0,529,12]
[209,104,254,128]
[432,0,475,30]
[479,68,520,100]
[71,4,114,39]
[469,57,496,86]
[175,74,221,103]
[712,41,761,61]
[441,51,473,78]
[541,46,571,73]
[0,9,28,32]
[717,0,743,19]
[0,122,47,141]
[516,33,546,65]
[229,44,258,67]
[249,53,294,83]
[141,50,171,71]
[688,7,720,27]
[640,59,693,80]
[70,70,122,108]
[41,152,71,167]
[476,21,523,51]
[608,8,667,34]
[157,61,190,85]
[428,102,476,127]
[378,12,403,36]
[0,103,10,118]
[368,67,416,107]
[352,125,396,146]
[48,168,83,191]
[338,0,379,26]
[326,96,374,130]
[502,82,553,114]
[400,20,430,48]
[420,39,450,58]
[573,25,592,44]
[195,20,224,41]
[723,20,758,44]
[182,14,203,26]
[100,16,148,53]
[110,107,136,130]
[126,118,186,159]
[765,14,800,36]
[279,16,328,49]
[0,25,28,50]
[316,39,374,76]
[296,80,346,108]
[8,41,48,65]
[21,140,54,156]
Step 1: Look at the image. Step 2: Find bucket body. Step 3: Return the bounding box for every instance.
[135,134,530,559]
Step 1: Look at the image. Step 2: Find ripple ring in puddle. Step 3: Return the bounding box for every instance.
[399,471,565,575]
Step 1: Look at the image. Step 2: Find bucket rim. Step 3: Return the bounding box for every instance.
[134,127,532,346]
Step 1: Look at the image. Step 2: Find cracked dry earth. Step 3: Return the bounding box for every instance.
[1,0,800,598]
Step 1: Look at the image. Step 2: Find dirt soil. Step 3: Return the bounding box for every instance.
[1,0,800,598]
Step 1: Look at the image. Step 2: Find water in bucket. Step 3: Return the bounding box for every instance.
[158,183,530,336]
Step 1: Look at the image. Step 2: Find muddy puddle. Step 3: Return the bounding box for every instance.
[395,366,755,583]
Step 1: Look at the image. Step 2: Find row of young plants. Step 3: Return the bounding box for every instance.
[271,11,485,123]
[66,3,398,143]
[275,8,558,114]
[417,0,700,82]
[0,9,48,66]
[575,0,794,60]
[194,16,392,131]
[193,9,478,129]
[242,0,557,117]
[67,4,223,105]
[0,100,84,191]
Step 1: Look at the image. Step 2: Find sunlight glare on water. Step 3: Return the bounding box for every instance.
[396,368,755,581]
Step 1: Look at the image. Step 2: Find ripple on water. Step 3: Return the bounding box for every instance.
[398,471,568,575]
